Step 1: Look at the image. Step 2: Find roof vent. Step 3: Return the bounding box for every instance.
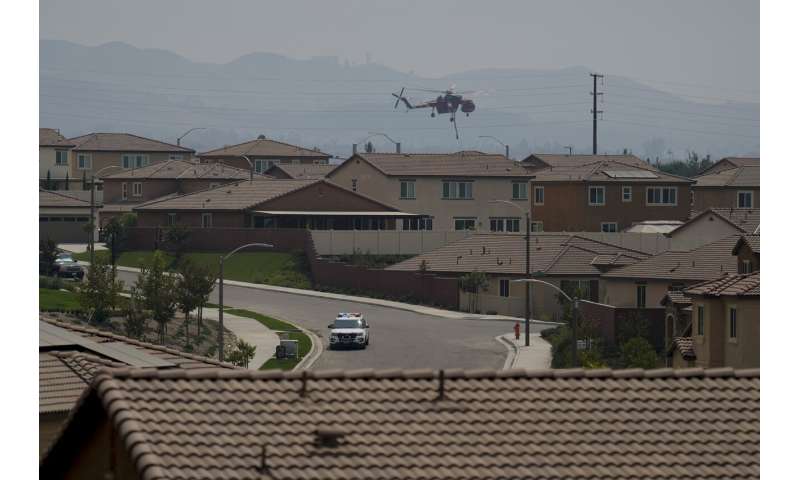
[314,428,346,448]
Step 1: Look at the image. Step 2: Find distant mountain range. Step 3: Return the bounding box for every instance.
[40,39,759,160]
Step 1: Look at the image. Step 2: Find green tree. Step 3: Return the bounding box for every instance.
[459,271,489,313]
[226,339,256,368]
[164,224,191,266]
[175,259,216,347]
[621,337,659,369]
[39,237,58,275]
[191,264,217,336]
[79,256,123,323]
[64,171,70,190]
[124,287,148,340]
[104,213,137,278]
[136,251,178,344]
[45,170,53,190]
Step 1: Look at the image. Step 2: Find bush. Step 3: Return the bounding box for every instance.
[620,337,659,369]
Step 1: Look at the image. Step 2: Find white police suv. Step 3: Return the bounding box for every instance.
[328,313,370,350]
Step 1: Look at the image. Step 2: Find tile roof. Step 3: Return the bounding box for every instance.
[67,133,194,153]
[670,337,697,360]
[603,235,740,281]
[336,152,535,177]
[531,160,693,183]
[387,233,649,276]
[41,367,760,480]
[267,163,336,179]
[199,138,330,158]
[670,208,760,238]
[39,128,75,147]
[38,317,235,416]
[733,234,760,255]
[699,157,759,175]
[684,271,760,297]
[522,154,655,170]
[103,160,259,180]
[39,189,91,208]
[693,165,759,188]
[660,290,693,306]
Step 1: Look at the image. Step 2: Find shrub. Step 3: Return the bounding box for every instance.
[620,337,659,369]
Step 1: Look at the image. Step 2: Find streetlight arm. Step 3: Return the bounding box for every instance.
[489,199,525,215]
[177,127,206,146]
[222,243,274,261]
[512,278,574,303]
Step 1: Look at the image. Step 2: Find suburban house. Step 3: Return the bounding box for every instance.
[326,151,536,232]
[691,157,759,210]
[38,316,234,456]
[133,178,419,230]
[668,207,759,251]
[198,137,331,174]
[601,235,740,309]
[98,161,261,225]
[41,367,759,480]
[265,162,335,179]
[386,233,650,319]
[527,159,694,232]
[39,128,76,188]
[520,153,655,171]
[65,132,195,180]
[39,188,96,243]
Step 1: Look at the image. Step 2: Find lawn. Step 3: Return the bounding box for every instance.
[225,308,312,370]
[75,250,311,288]
[39,288,82,311]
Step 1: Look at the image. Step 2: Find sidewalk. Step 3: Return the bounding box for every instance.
[498,332,552,370]
[59,243,106,254]
[197,308,280,370]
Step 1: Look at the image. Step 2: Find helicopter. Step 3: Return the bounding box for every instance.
[392,86,477,139]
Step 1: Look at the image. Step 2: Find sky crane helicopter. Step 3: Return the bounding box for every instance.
[392,86,477,139]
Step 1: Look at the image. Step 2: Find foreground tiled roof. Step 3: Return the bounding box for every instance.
[42,367,760,480]
[103,160,259,180]
[693,165,760,188]
[670,337,697,360]
[39,317,235,416]
[531,160,692,183]
[39,128,75,147]
[522,154,655,170]
[387,234,649,276]
[336,152,535,177]
[68,133,194,153]
[268,162,336,179]
[603,235,740,281]
[39,189,91,208]
[199,138,330,158]
[684,271,760,297]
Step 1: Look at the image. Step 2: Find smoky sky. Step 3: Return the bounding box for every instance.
[39,0,759,102]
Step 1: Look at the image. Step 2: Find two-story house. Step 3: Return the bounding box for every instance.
[65,132,195,180]
[39,128,76,189]
[528,160,694,232]
[325,152,536,232]
[198,137,331,174]
[691,157,759,210]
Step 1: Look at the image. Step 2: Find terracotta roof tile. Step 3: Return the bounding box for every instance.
[199,138,330,158]
[68,133,193,153]
[341,152,535,177]
[660,290,692,306]
[669,337,697,360]
[267,163,336,179]
[42,367,760,480]
[694,165,759,188]
[103,160,260,180]
[531,160,692,183]
[684,271,760,297]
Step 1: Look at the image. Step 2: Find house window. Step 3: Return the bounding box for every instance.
[588,186,605,206]
[646,186,677,205]
[254,159,268,174]
[351,178,358,191]
[499,279,510,297]
[737,191,753,208]
[77,153,92,170]
[531,221,544,232]
[454,217,476,231]
[636,284,647,308]
[739,259,753,274]
[533,186,544,205]
[400,180,416,199]
[601,222,618,233]
[292,159,301,165]
[132,182,142,197]
[442,180,473,199]
[201,213,213,228]
[697,305,705,336]
[402,217,432,230]
[55,150,69,166]
[121,183,128,200]
[490,217,520,232]
[512,182,528,200]
[729,307,738,339]
[167,213,176,226]
[169,154,185,161]
[122,154,149,169]
[622,186,632,202]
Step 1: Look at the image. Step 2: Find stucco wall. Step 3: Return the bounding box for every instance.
[693,187,760,211]
[40,146,71,179]
[603,278,677,308]
[669,211,743,251]
[69,151,174,178]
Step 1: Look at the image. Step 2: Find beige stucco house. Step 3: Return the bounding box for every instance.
[198,137,331,173]
[39,128,76,188]
[668,207,759,251]
[326,152,536,232]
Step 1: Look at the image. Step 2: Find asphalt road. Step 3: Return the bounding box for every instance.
[116,271,549,370]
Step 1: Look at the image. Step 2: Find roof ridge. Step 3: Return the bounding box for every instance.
[568,234,652,256]
[67,132,191,151]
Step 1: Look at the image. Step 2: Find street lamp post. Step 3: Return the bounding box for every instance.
[176,127,206,147]
[489,199,531,346]
[218,243,274,361]
[88,165,127,265]
[367,132,401,153]
[479,135,510,159]
[513,278,581,367]
[240,155,255,181]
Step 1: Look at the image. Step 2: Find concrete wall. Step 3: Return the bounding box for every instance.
[326,158,533,232]
[669,211,743,251]
[530,182,692,232]
[693,187,760,211]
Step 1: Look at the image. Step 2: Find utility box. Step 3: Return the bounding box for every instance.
[276,339,299,359]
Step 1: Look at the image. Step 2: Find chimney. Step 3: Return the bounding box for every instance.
[352,144,358,155]
[396,142,402,154]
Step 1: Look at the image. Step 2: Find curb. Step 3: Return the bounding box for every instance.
[291,321,323,371]
[495,335,518,370]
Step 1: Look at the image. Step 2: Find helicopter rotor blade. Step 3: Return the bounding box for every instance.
[393,87,405,109]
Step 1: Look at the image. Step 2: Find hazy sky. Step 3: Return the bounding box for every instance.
[39,0,759,101]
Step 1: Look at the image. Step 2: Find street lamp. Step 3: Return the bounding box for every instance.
[176,127,206,147]
[239,155,255,181]
[479,135,510,159]
[217,243,273,361]
[489,199,531,346]
[367,132,402,153]
[88,165,127,265]
[512,278,580,367]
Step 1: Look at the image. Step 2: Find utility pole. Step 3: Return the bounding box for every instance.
[590,73,604,155]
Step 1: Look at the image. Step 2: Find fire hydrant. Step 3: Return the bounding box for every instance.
[514,321,520,340]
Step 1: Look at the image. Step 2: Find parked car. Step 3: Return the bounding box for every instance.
[52,253,84,279]
[328,313,370,350]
